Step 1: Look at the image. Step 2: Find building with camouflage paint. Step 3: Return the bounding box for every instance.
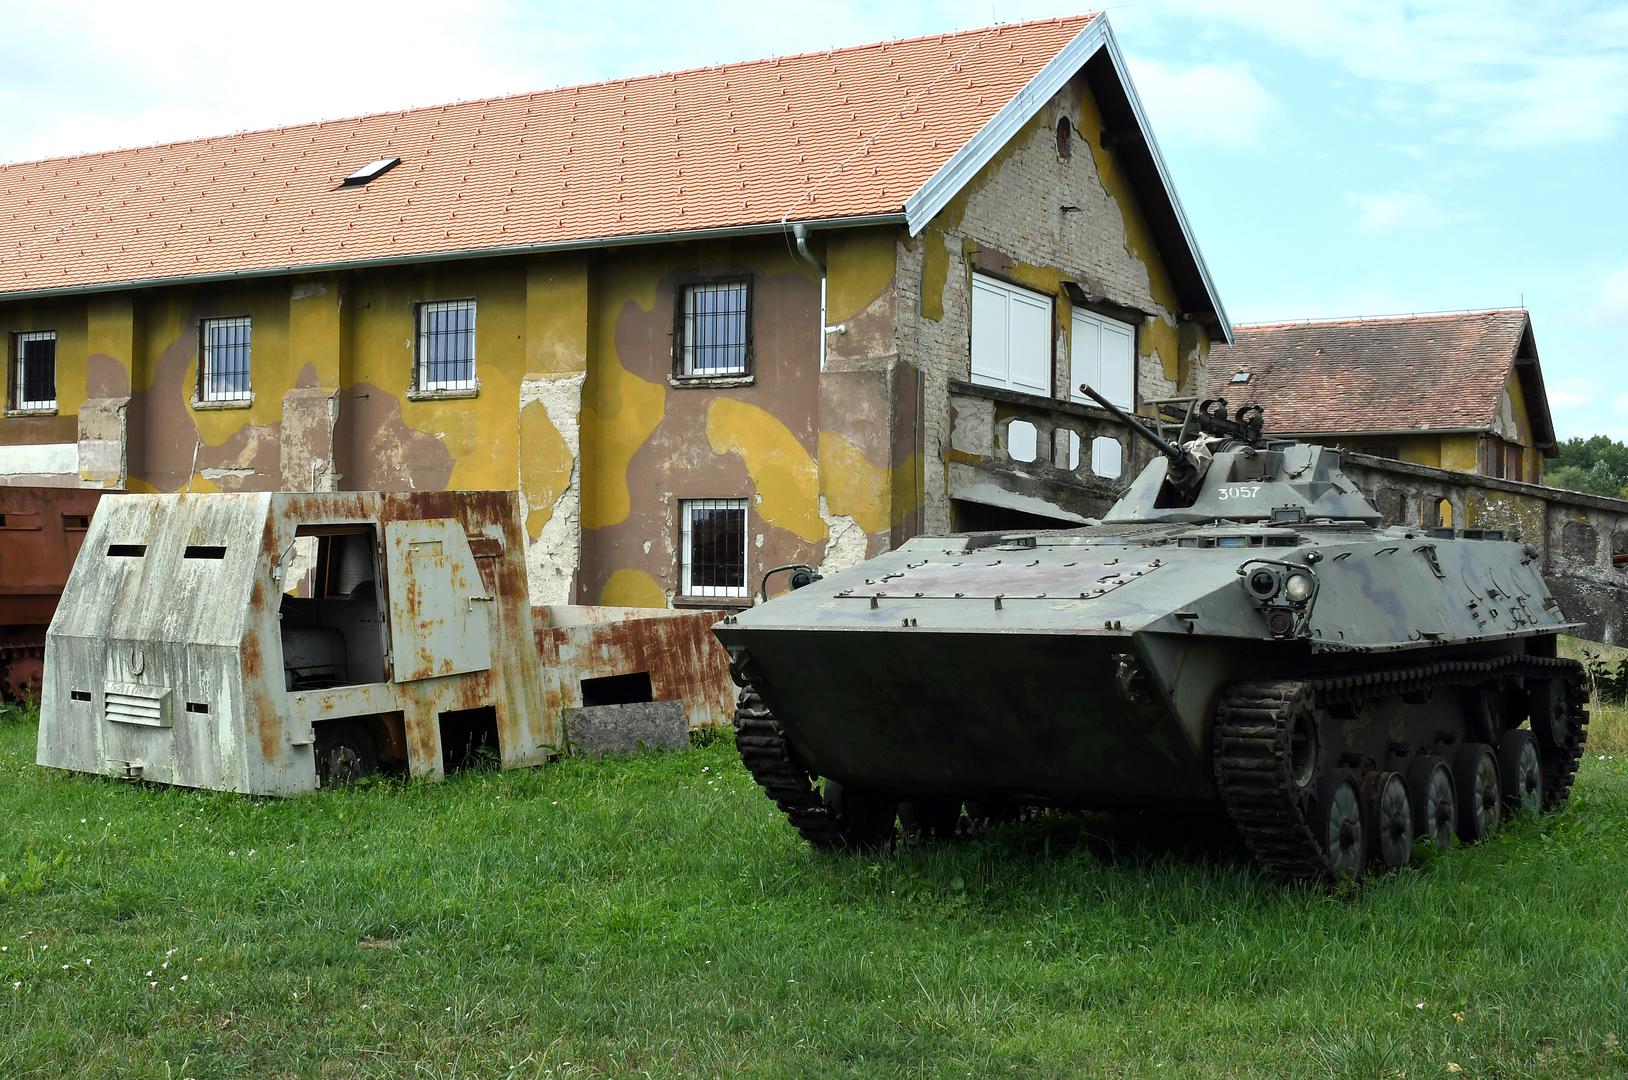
[0,14,1228,608]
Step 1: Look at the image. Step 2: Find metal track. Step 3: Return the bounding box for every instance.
[733,686,843,848]
[1213,655,1589,884]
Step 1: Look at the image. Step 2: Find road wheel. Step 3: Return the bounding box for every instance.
[1453,743,1501,843]
[822,780,897,849]
[1498,730,1543,814]
[1317,777,1365,881]
[1407,756,1456,852]
[1369,772,1414,871]
[315,722,379,788]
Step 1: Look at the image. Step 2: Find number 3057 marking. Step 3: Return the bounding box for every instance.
[1217,486,1262,501]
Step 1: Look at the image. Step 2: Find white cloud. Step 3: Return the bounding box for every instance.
[1599,266,1628,316]
[1124,59,1280,146]
[0,0,544,162]
[1347,191,1446,234]
[1546,377,1599,411]
[1160,0,1628,147]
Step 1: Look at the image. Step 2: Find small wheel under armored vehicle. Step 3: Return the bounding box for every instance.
[715,392,1589,884]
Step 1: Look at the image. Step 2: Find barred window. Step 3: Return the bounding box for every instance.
[680,498,748,598]
[416,299,477,391]
[9,331,56,412]
[677,280,750,377]
[200,317,253,402]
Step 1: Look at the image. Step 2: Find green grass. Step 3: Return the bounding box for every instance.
[0,704,1625,1079]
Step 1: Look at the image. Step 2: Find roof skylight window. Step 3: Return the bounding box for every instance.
[340,157,401,186]
[1231,370,1251,384]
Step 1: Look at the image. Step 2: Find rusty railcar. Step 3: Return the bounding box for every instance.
[1,486,107,701]
[37,491,553,794]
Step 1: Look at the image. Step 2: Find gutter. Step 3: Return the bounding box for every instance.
[0,213,905,303]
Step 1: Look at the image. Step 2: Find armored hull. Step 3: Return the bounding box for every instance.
[717,416,1591,882]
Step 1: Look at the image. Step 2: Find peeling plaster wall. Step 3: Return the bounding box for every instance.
[520,372,584,606]
[579,238,826,608]
[898,75,1210,533]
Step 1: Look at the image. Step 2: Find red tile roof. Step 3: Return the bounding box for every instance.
[1204,310,1545,439]
[0,16,1094,298]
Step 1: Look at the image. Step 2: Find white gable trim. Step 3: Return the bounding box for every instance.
[902,15,1232,344]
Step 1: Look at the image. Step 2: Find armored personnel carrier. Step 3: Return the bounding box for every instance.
[715,392,1590,882]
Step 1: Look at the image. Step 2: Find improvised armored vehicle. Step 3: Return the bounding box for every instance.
[37,491,553,794]
[716,392,1590,882]
[35,489,738,795]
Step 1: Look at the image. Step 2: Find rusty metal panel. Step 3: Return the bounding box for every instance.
[533,606,736,732]
[1,486,108,699]
[383,519,493,682]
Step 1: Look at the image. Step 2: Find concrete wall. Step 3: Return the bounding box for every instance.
[1340,453,1628,645]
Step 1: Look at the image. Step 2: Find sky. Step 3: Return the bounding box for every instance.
[1,0,1624,442]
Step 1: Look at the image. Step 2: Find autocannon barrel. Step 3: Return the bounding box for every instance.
[1075,383,1189,466]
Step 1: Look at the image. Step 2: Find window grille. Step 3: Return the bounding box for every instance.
[678,281,750,377]
[200,317,253,402]
[416,300,477,391]
[680,498,748,598]
[11,331,56,411]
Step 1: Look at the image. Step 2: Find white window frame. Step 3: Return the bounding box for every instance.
[11,330,57,412]
[1069,307,1135,410]
[415,299,478,392]
[679,498,749,599]
[199,316,253,403]
[1069,307,1137,478]
[970,273,1053,397]
[677,280,751,378]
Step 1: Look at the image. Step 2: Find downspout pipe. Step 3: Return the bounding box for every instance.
[792,223,844,346]
[791,222,824,274]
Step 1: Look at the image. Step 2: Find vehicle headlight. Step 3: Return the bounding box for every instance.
[1247,569,1279,597]
[1283,573,1314,603]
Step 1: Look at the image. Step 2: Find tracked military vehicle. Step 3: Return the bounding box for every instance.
[715,391,1590,883]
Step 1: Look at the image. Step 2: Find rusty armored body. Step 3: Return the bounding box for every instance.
[716,395,1590,882]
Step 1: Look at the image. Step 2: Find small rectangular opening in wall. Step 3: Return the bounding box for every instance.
[184,545,226,559]
[438,705,499,773]
[580,671,654,707]
[62,514,90,530]
[70,690,91,702]
[185,701,210,714]
[107,543,146,557]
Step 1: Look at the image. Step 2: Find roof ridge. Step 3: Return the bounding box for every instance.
[0,14,1095,171]
[1233,307,1528,332]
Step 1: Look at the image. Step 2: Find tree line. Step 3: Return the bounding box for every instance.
[1546,435,1628,499]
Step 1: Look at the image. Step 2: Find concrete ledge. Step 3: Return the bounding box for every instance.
[563,700,688,759]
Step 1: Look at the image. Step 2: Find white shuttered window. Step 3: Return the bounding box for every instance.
[971,275,1053,462]
[971,274,1052,395]
[1070,308,1136,477]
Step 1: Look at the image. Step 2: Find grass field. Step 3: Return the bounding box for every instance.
[1,692,1625,1078]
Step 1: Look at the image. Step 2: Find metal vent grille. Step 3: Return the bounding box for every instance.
[104,683,172,728]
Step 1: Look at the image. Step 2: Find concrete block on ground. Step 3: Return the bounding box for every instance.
[564,700,688,758]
